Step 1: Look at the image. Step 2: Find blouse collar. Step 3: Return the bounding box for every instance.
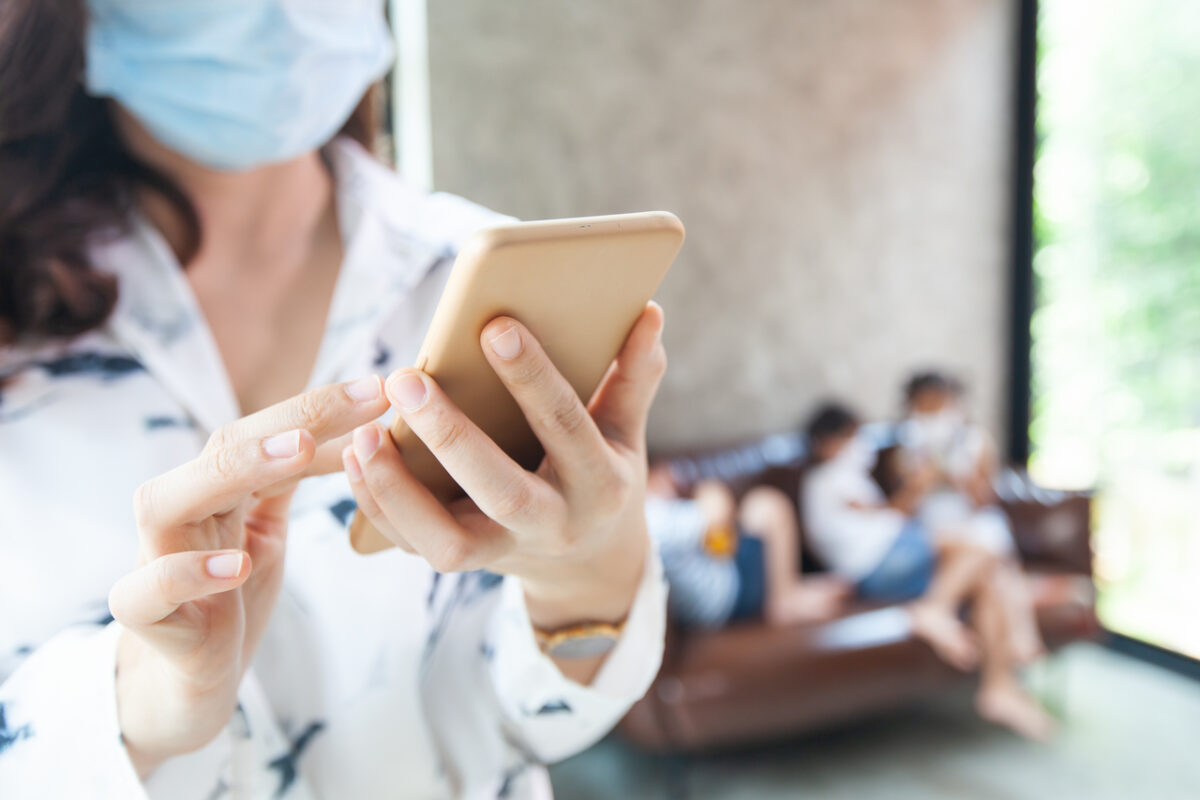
[91,138,448,434]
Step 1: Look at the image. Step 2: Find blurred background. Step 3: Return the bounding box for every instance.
[385,0,1199,796]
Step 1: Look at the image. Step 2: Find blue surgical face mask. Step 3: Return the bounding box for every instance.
[85,0,395,171]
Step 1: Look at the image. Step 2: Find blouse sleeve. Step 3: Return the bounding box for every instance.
[485,541,668,762]
[0,624,145,798]
[0,622,311,800]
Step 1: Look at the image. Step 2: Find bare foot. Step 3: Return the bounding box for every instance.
[769,578,850,624]
[977,680,1057,742]
[907,602,979,671]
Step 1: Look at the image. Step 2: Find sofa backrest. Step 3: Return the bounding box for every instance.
[653,431,1093,576]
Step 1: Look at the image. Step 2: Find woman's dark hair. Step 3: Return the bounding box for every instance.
[0,0,379,347]
[903,370,963,404]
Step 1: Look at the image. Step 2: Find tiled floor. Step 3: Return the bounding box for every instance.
[550,643,1200,799]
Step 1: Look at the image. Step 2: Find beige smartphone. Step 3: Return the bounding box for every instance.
[349,210,685,554]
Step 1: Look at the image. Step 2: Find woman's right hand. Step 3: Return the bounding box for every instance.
[107,377,390,778]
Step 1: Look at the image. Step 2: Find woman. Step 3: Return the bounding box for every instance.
[0,2,668,798]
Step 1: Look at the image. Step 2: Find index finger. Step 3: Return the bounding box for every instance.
[135,377,389,531]
[477,318,612,487]
[223,376,390,446]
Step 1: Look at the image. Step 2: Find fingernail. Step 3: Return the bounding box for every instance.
[263,430,301,459]
[206,552,244,579]
[353,423,382,461]
[343,446,362,481]
[388,372,428,412]
[488,326,522,360]
[344,375,381,403]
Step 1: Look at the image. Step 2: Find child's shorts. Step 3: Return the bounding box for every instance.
[728,534,767,621]
[856,521,936,603]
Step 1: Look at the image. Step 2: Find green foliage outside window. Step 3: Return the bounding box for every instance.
[1032,0,1200,657]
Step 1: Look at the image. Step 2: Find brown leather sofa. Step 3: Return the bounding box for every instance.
[620,433,1100,753]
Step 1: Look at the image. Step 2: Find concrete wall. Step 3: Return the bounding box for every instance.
[427,0,1017,451]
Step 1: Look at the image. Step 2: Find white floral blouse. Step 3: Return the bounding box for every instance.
[0,138,666,800]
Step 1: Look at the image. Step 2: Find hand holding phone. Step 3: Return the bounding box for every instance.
[347,211,684,554]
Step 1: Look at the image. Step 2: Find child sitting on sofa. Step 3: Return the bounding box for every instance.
[646,463,847,629]
[801,403,1055,741]
[899,370,1044,662]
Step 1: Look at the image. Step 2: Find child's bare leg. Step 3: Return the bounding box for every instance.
[973,574,1056,740]
[926,540,994,608]
[738,486,846,624]
[907,540,994,670]
[998,558,1045,664]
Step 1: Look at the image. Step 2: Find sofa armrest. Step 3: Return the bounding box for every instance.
[996,469,1093,576]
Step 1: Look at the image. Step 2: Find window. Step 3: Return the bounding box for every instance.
[1031,0,1200,658]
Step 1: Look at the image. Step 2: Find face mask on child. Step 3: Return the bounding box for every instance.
[85,0,395,171]
[906,408,963,455]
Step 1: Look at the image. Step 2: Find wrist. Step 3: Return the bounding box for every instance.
[519,522,649,632]
[115,634,236,780]
[115,642,174,779]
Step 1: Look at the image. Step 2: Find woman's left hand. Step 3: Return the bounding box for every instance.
[341,302,666,676]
